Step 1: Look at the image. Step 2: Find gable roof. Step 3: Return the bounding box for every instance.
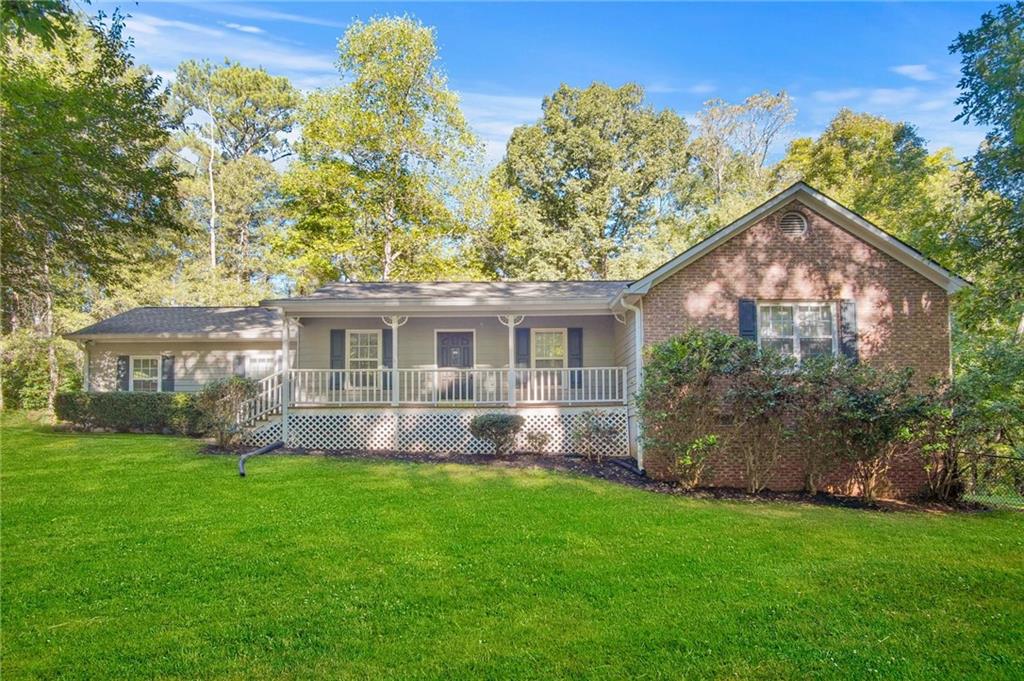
[625,182,969,296]
[66,307,282,340]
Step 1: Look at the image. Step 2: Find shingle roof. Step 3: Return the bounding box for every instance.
[66,307,282,339]
[278,280,632,302]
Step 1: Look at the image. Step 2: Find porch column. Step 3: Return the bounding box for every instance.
[382,316,408,406]
[498,314,524,406]
[280,311,290,445]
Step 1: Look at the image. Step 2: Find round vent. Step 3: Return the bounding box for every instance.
[780,211,807,236]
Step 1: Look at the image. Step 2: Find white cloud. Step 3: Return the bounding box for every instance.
[198,3,350,29]
[224,22,264,35]
[125,14,225,38]
[122,12,336,77]
[458,92,541,165]
[685,82,716,95]
[891,64,938,82]
[645,81,715,95]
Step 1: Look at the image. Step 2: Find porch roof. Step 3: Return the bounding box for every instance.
[263,281,631,315]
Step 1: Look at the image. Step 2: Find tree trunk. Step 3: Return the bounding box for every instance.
[206,99,219,274]
[42,253,58,414]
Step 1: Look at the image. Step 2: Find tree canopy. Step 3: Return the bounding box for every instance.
[282,16,480,287]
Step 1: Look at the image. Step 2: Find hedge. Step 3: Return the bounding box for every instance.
[54,392,205,436]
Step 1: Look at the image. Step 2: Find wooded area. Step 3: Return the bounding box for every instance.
[1,1,1021,438]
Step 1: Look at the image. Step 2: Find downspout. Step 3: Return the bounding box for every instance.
[619,296,644,471]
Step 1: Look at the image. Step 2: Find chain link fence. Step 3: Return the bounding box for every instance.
[961,454,1024,509]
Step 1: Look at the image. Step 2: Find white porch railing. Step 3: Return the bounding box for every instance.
[237,371,284,427]
[237,366,627,423]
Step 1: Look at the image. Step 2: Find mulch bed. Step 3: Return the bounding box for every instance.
[220,445,981,513]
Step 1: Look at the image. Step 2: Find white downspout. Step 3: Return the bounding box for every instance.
[280,311,290,446]
[619,297,644,470]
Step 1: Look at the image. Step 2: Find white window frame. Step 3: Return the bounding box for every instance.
[344,329,383,390]
[756,302,838,364]
[531,328,568,369]
[129,355,161,393]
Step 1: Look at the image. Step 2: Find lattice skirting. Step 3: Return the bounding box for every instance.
[242,407,630,458]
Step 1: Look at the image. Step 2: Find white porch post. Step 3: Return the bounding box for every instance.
[280,311,290,445]
[80,341,90,392]
[498,314,523,406]
[382,316,408,406]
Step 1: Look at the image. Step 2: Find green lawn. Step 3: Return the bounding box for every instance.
[2,416,1022,680]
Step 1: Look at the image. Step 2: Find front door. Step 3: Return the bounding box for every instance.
[437,332,473,400]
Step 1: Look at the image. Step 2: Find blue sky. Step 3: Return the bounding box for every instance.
[96,1,999,165]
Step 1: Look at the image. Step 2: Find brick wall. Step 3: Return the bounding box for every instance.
[640,201,951,498]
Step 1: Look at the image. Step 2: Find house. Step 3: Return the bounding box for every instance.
[67,183,967,491]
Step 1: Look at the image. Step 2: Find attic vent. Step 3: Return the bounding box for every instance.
[780,211,807,236]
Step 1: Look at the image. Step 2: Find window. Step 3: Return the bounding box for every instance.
[758,303,836,363]
[532,329,566,369]
[130,356,160,392]
[346,330,381,387]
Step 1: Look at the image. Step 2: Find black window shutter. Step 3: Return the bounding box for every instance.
[567,328,583,388]
[514,328,530,367]
[381,329,393,389]
[839,299,859,363]
[738,299,757,341]
[233,354,247,378]
[330,329,345,390]
[116,355,129,391]
[162,355,175,392]
[330,330,346,369]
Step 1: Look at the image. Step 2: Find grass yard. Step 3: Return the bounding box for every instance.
[2,416,1022,680]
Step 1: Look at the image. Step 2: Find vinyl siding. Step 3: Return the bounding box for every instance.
[87,341,284,392]
[295,315,619,369]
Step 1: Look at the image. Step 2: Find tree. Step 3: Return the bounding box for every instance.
[283,16,480,285]
[1,13,181,409]
[688,91,796,229]
[950,2,1024,340]
[1,0,78,49]
[782,109,970,262]
[483,83,691,280]
[168,59,298,273]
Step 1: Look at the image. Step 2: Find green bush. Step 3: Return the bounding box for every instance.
[195,377,257,448]
[469,413,524,456]
[54,391,201,434]
[793,356,919,500]
[639,330,755,487]
[721,349,799,493]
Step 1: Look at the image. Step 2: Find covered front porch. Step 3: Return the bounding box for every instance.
[238,281,640,457]
[240,311,629,424]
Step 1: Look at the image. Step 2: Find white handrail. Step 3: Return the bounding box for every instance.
[237,370,284,427]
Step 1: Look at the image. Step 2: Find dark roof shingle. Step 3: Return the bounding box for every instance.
[280,280,631,302]
[67,307,281,339]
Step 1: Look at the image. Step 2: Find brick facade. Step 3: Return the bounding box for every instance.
[640,201,951,498]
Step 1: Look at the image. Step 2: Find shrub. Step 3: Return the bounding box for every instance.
[523,430,552,453]
[639,330,754,487]
[721,349,799,493]
[469,413,524,455]
[571,410,619,463]
[195,377,257,448]
[795,356,918,500]
[54,391,199,434]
